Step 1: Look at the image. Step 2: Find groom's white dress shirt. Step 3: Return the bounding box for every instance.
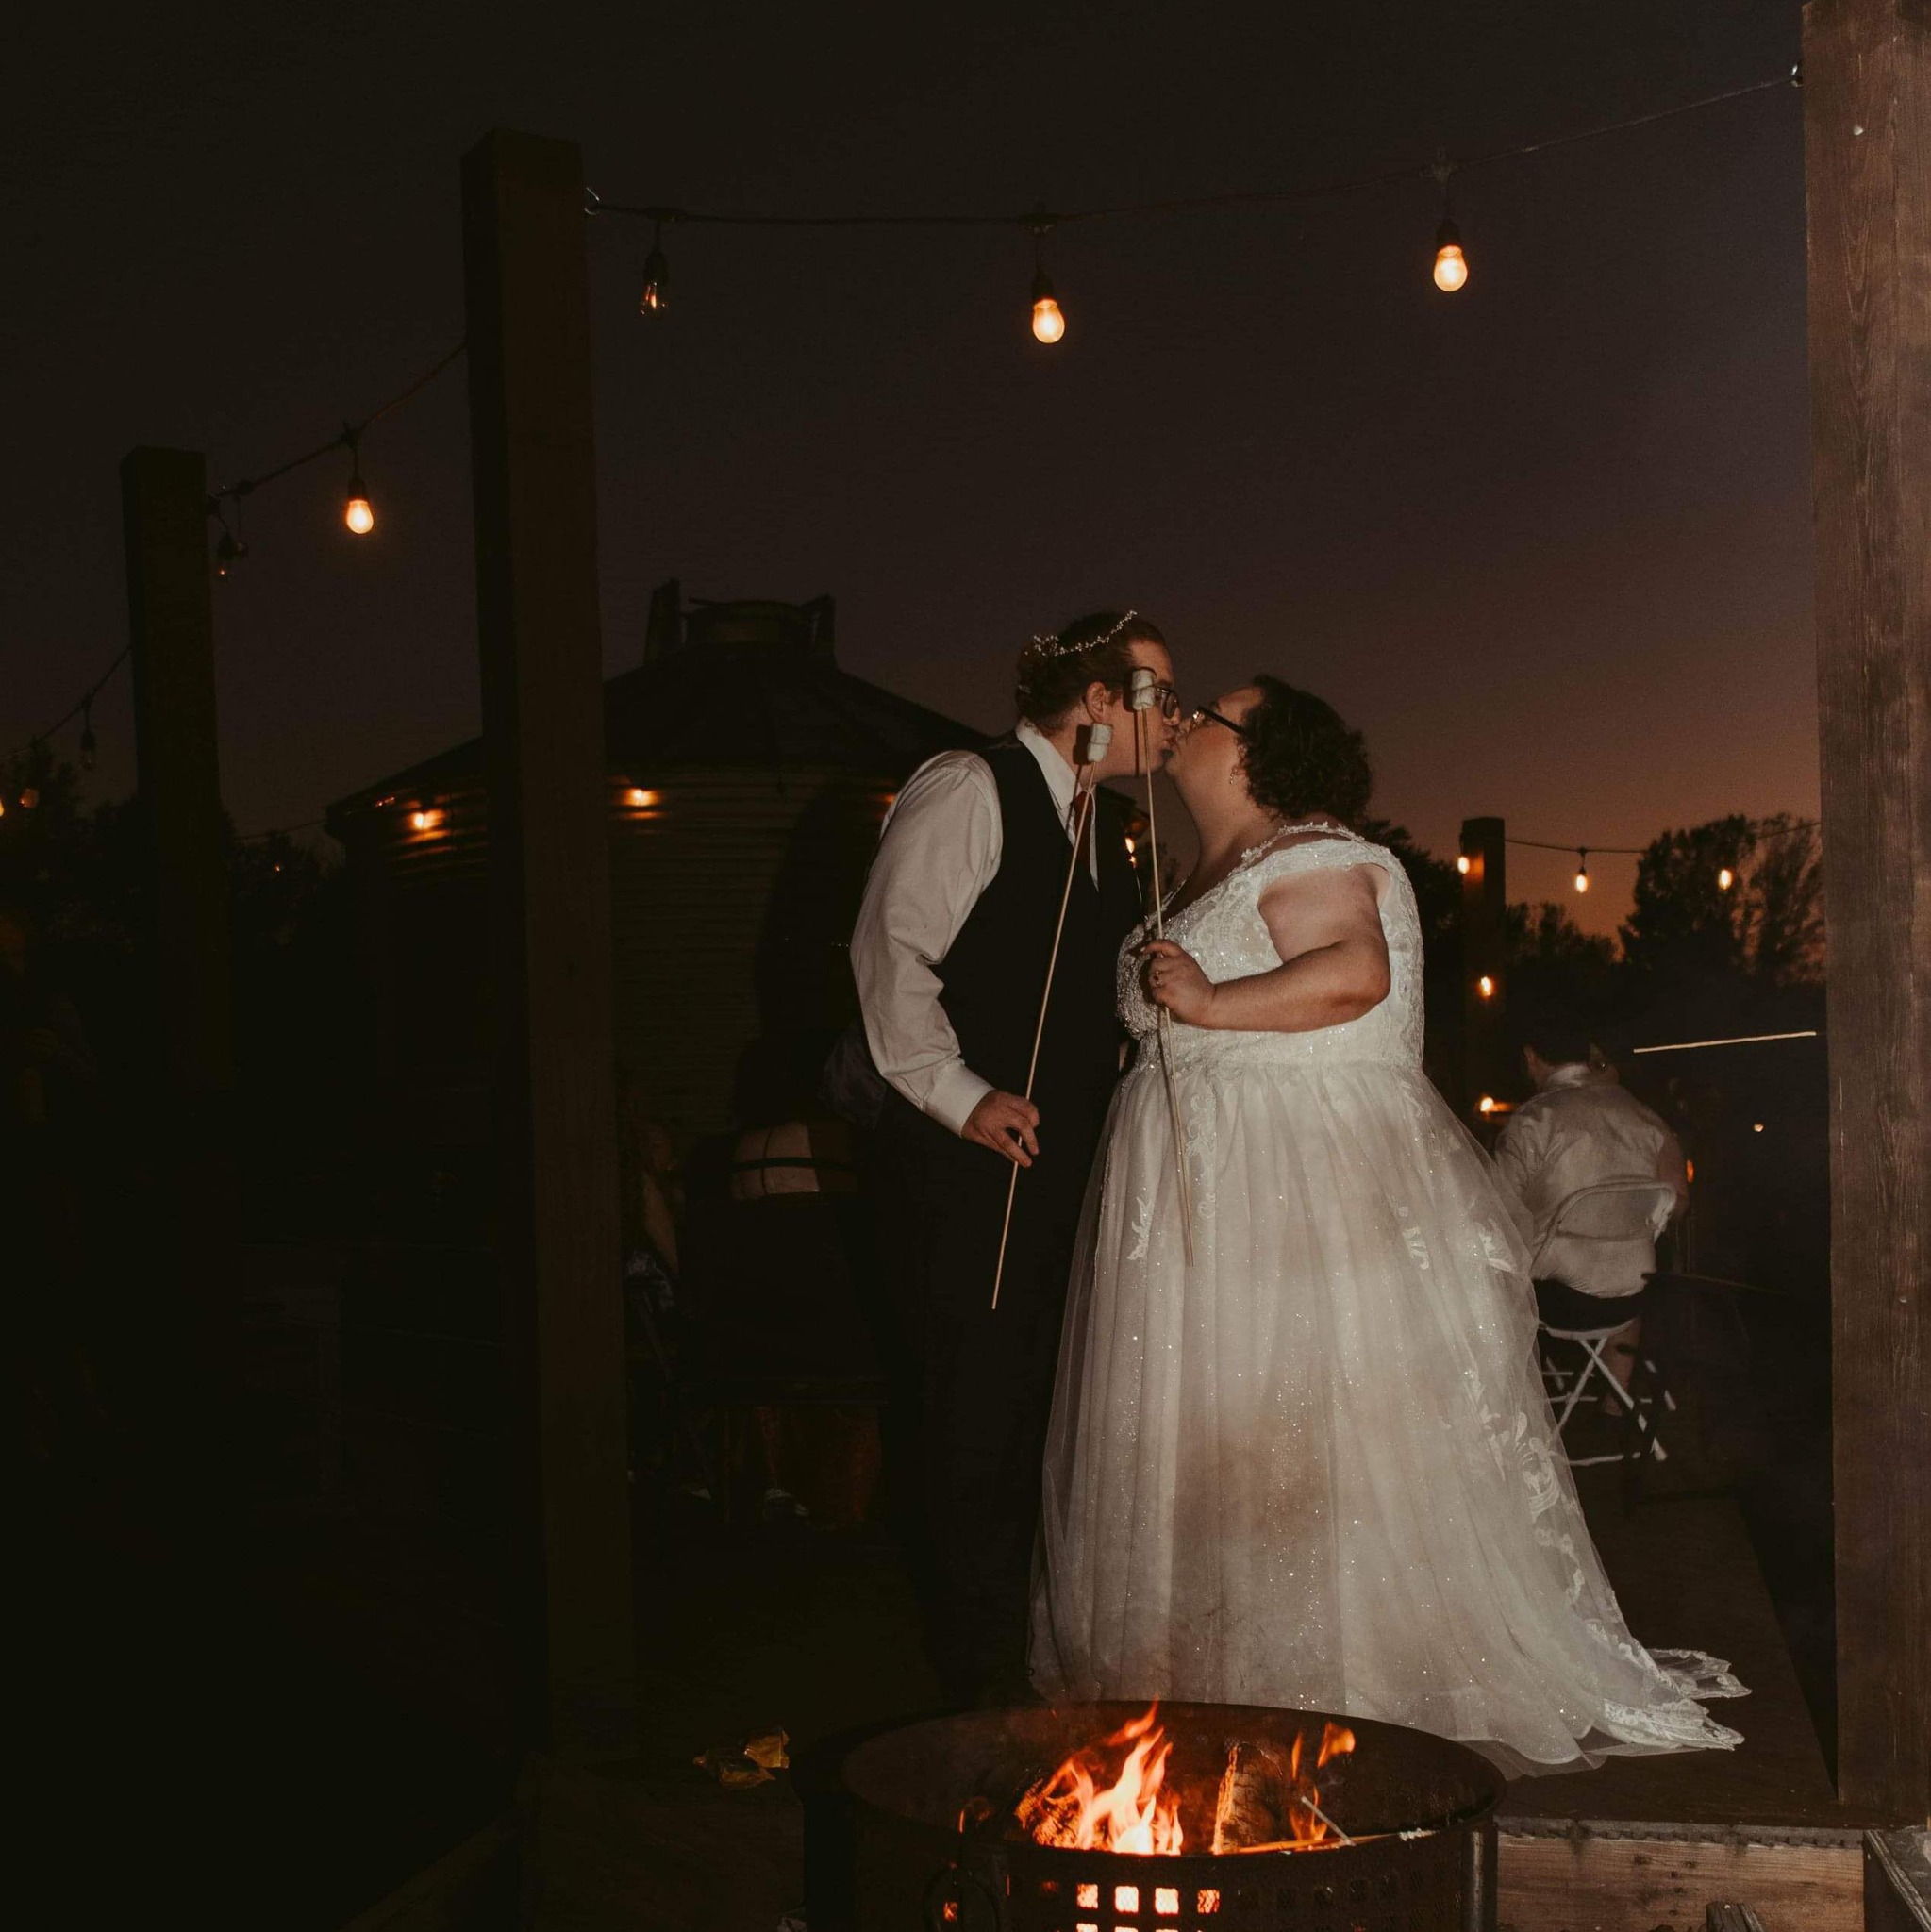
[851,718,1096,1137]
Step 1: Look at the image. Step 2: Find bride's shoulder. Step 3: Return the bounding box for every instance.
[1252,824,1389,874]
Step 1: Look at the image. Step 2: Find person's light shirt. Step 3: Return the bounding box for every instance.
[850,719,1097,1137]
[1492,1063,1689,1297]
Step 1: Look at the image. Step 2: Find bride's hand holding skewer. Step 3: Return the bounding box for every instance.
[1140,939,1216,1025]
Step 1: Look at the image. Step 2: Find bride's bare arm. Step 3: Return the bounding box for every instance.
[1140,865,1390,1032]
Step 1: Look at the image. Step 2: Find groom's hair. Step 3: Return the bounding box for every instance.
[1514,1004,1593,1069]
[1015,611,1166,727]
[1241,675,1373,826]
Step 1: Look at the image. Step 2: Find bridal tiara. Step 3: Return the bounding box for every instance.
[1024,608,1140,660]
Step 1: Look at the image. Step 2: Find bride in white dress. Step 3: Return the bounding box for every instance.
[1029,677,1745,1774]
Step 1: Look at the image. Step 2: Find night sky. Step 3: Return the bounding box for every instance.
[6,1,1813,933]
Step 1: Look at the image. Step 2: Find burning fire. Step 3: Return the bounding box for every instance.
[1016,1705,1185,1855]
[1210,1722,1357,1853]
[1013,1709,1357,1858]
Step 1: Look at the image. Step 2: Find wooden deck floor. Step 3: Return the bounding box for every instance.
[1501,1477,1851,1828]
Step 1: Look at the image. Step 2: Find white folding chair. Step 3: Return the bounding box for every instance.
[1529,1178,1679,1468]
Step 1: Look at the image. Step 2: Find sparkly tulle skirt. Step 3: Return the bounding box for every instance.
[1028,1044,1745,1775]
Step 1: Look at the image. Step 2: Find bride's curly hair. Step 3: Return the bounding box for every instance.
[1240,676,1373,826]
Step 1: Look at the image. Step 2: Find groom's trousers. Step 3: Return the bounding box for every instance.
[874,1088,1101,1705]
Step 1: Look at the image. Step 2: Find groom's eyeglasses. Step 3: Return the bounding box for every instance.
[1191,705,1252,740]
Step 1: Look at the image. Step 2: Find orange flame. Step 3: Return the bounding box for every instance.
[1209,1724,1357,1853]
[1016,1704,1185,1856]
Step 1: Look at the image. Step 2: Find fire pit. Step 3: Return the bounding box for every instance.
[840,1702,1503,1932]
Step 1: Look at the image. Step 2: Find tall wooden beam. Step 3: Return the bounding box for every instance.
[1459,815,1508,1118]
[1802,0,1931,1819]
[462,128,636,1758]
[122,447,238,1439]
[123,448,232,1105]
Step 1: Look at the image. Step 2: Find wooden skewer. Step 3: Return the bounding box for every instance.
[990,768,1100,1310]
[1136,704,1197,1266]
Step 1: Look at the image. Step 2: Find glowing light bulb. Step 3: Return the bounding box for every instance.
[640,232,669,315]
[1753,1122,1765,1133]
[1457,854,1472,874]
[344,440,375,534]
[1574,852,1590,893]
[1477,974,1495,999]
[215,527,247,577]
[1030,267,1066,344]
[1433,216,1469,292]
[624,787,658,808]
[19,787,38,809]
[408,808,442,832]
[1478,1094,1496,1115]
[1717,866,1735,891]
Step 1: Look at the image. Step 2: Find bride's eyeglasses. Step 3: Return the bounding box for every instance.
[1191,705,1252,740]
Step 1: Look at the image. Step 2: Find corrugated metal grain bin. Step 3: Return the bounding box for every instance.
[326,586,982,1148]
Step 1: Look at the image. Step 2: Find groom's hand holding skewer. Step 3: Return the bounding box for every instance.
[1140,939,1216,1026]
[963,1090,1040,1166]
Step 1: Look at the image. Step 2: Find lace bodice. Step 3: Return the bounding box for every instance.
[1118,830,1423,1074]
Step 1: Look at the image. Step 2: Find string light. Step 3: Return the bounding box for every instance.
[1457,854,1472,874]
[1028,217,1066,343]
[1430,154,1469,292]
[343,432,375,536]
[640,220,670,314]
[1030,265,1066,343]
[0,643,129,774]
[1478,1094,1497,1114]
[590,75,1796,352]
[205,341,462,568]
[1506,828,1816,896]
[1477,974,1496,999]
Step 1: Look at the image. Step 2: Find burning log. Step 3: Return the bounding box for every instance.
[1209,1723,1357,1854]
[1010,1705,1357,1858]
[1014,1705,1186,1855]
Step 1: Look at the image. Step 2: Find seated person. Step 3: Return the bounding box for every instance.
[1493,1005,1688,1395]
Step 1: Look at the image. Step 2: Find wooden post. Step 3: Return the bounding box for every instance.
[1459,815,1508,1119]
[1803,0,1931,1819]
[462,129,636,1758]
[122,447,238,1441]
[123,448,232,1106]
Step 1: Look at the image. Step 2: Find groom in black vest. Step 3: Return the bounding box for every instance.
[851,612,1175,1703]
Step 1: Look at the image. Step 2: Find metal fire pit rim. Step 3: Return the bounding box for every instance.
[841,1695,1507,1845]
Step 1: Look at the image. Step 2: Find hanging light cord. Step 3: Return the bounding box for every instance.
[208,340,466,510]
[1,645,132,766]
[587,71,1794,231]
[1505,820,1818,858]
[8,344,467,768]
